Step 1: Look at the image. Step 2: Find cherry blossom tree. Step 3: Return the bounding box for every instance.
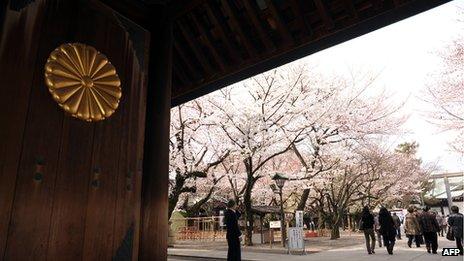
[304,140,427,239]
[424,20,464,154]
[169,101,229,219]
[168,62,431,243]
[356,141,426,208]
[218,155,246,206]
[290,71,407,211]
[207,64,312,245]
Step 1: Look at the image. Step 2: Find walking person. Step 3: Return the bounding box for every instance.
[378,207,397,255]
[224,200,242,261]
[392,212,402,240]
[415,208,425,246]
[441,214,448,237]
[448,206,463,256]
[419,206,440,254]
[309,217,316,231]
[404,206,422,248]
[374,213,382,247]
[436,213,444,237]
[360,206,376,254]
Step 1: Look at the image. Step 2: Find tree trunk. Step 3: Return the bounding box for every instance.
[185,186,215,217]
[341,214,346,231]
[330,210,343,240]
[330,224,340,240]
[243,182,254,246]
[243,157,254,246]
[168,174,186,220]
[297,188,310,210]
[168,191,180,220]
[245,210,254,246]
[350,215,356,232]
[243,189,253,246]
[317,210,324,230]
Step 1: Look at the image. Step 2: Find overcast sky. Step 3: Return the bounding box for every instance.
[293,0,464,173]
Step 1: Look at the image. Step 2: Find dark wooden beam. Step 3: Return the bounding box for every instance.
[372,0,384,10]
[218,0,255,58]
[242,0,276,51]
[343,0,359,20]
[173,62,190,86]
[173,40,201,81]
[204,3,241,62]
[171,0,206,18]
[172,0,450,106]
[393,0,403,7]
[189,12,226,71]
[288,0,312,38]
[177,20,214,75]
[314,0,335,30]
[265,0,294,44]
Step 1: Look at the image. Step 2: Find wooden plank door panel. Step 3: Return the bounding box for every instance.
[0,1,48,256]
[2,0,150,259]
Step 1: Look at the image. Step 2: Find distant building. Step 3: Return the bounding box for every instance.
[426,172,463,215]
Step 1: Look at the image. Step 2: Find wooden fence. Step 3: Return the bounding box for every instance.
[171,216,226,241]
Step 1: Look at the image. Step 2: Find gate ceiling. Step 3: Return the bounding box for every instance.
[104,0,450,106]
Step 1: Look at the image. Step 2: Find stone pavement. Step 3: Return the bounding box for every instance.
[168,237,462,261]
[171,232,365,254]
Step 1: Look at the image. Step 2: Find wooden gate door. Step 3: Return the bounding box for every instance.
[0,1,151,259]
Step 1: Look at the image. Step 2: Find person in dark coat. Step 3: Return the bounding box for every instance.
[392,213,402,240]
[378,207,397,255]
[415,208,425,245]
[224,200,241,261]
[448,206,464,256]
[419,206,440,254]
[360,206,376,254]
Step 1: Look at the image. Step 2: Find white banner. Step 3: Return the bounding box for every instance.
[295,211,304,228]
[288,227,305,250]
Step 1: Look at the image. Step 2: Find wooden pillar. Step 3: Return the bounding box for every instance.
[140,7,172,260]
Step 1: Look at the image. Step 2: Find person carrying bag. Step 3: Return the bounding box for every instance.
[447,206,463,256]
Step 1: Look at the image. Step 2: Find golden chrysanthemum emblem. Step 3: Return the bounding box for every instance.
[44,43,121,122]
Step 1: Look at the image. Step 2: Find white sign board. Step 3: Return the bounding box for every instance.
[295,211,304,228]
[288,227,305,251]
[269,221,280,228]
